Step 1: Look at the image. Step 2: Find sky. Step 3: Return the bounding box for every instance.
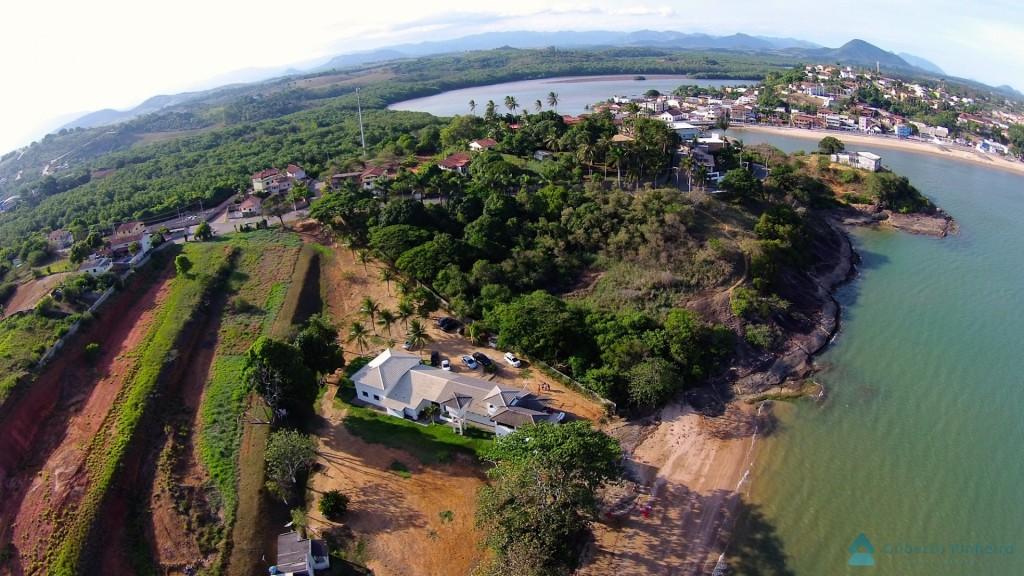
[1,0,1021,154]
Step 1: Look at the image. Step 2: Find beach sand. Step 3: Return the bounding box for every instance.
[733,125,1024,177]
[581,403,763,576]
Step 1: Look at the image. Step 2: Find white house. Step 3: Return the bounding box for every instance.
[285,164,306,180]
[831,151,882,172]
[351,349,560,436]
[469,138,498,152]
[80,256,113,276]
[670,122,700,140]
[658,108,686,123]
[252,168,280,192]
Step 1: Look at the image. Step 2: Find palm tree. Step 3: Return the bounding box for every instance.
[379,267,396,294]
[396,300,414,329]
[360,296,380,331]
[356,249,370,272]
[681,155,694,191]
[468,99,476,115]
[546,91,559,111]
[534,99,543,113]
[504,95,518,116]
[377,309,396,336]
[607,146,624,188]
[485,100,497,122]
[407,319,430,349]
[347,322,369,354]
[694,165,709,191]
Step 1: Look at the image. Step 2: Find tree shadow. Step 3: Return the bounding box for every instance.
[725,498,796,576]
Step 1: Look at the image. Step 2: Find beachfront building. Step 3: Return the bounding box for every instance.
[831,151,882,172]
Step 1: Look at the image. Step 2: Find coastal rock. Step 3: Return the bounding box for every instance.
[882,210,956,237]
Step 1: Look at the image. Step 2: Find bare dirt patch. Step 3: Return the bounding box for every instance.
[308,385,487,576]
[0,270,173,575]
[1,273,71,318]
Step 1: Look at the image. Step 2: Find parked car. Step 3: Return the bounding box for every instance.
[461,355,478,369]
[503,352,521,368]
[441,359,451,371]
[471,352,493,368]
[487,335,498,348]
[429,350,440,367]
[436,317,460,332]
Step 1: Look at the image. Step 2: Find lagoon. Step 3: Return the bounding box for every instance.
[388,75,754,117]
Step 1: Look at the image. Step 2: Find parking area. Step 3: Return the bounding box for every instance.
[417,319,610,423]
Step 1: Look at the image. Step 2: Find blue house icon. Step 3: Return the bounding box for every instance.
[848,533,875,567]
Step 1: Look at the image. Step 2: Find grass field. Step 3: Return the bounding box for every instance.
[0,312,77,405]
[334,387,492,465]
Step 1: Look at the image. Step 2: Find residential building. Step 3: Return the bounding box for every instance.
[360,165,395,193]
[469,138,498,152]
[239,196,262,217]
[252,168,280,192]
[831,151,882,172]
[113,221,146,241]
[48,229,74,250]
[285,164,306,180]
[270,531,329,576]
[533,150,554,161]
[438,152,472,175]
[658,108,686,123]
[895,123,913,138]
[79,256,113,276]
[351,349,562,436]
[670,122,700,140]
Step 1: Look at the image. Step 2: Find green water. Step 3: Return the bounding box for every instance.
[732,131,1024,575]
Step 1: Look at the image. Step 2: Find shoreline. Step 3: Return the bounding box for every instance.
[732,125,1024,177]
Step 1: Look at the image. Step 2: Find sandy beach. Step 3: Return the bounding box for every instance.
[733,125,1024,177]
[581,403,765,575]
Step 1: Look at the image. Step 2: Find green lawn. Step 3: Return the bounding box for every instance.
[334,387,492,465]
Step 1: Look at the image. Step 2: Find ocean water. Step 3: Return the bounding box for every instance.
[730,130,1024,575]
[388,75,755,117]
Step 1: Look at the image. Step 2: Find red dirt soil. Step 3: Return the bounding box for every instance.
[0,270,173,576]
[0,273,72,319]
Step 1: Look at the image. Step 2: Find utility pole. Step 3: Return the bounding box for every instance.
[356,88,367,158]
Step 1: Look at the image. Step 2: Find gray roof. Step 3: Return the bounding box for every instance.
[276,531,311,573]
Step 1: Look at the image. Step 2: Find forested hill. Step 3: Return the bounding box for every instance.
[0,47,798,202]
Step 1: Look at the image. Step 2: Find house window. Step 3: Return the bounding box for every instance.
[361,391,368,397]
[373,394,381,401]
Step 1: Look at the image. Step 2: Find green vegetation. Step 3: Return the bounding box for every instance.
[476,422,621,575]
[319,490,349,520]
[817,136,845,154]
[334,382,491,464]
[51,242,235,575]
[0,311,78,404]
[264,429,318,504]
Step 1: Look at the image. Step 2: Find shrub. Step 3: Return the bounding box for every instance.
[319,490,349,520]
[745,323,783,350]
[84,342,101,363]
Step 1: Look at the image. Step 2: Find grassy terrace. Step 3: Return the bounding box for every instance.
[51,242,236,575]
[195,231,301,527]
[0,312,77,406]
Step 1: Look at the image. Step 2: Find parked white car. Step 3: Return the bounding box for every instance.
[441,359,451,371]
[503,352,521,368]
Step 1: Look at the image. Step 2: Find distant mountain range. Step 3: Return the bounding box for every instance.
[59,30,956,131]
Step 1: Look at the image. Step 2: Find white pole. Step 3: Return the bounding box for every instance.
[357,88,367,158]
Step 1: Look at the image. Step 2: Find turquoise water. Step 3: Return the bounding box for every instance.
[388,75,754,117]
[732,130,1024,575]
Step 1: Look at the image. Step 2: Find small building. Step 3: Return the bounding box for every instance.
[658,108,686,123]
[831,151,882,172]
[532,150,553,161]
[48,229,74,250]
[360,165,395,193]
[270,531,329,576]
[113,221,146,241]
[80,256,113,276]
[330,171,362,189]
[469,138,498,152]
[697,134,726,152]
[285,164,306,180]
[670,122,700,140]
[438,152,472,175]
[895,123,913,139]
[239,196,262,217]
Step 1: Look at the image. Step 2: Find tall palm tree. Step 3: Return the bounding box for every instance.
[681,155,694,191]
[607,146,624,188]
[360,296,380,331]
[356,249,370,272]
[547,91,559,111]
[377,309,396,336]
[396,300,414,329]
[379,267,396,294]
[504,95,518,116]
[347,322,369,354]
[407,319,430,349]
[485,100,497,122]
[534,99,543,113]
[468,99,476,114]
[694,165,709,191]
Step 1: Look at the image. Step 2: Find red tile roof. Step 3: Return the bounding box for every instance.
[471,138,498,149]
[439,152,472,169]
[286,164,305,174]
[253,168,280,180]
